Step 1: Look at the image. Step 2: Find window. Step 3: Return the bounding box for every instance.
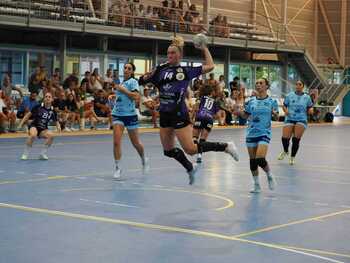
[240,65,253,90]
[0,51,26,86]
[256,65,268,79]
[229,64,240,82]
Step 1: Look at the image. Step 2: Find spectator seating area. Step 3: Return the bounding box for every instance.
[0,0,284,43]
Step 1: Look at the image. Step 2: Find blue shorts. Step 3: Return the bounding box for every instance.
[112,115,139,130]
[284,119,308,129]
[246,136,270,148]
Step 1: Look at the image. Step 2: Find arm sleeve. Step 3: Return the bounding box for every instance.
[184,66,203,79]
[307,95,313,108]
[130,79,140,92]
[244,100,252,115]
[283,95,289,107]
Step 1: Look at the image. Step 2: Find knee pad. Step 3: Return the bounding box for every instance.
[164,148,179,158]
[250,159,258,171]
[292,137,301,145]
[256,158,268,169]
[199,138,206,144]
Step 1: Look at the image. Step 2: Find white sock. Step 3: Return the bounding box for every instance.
[115,159,120,169]
[253,176,260,185]
[41,145,50,155]
[23,145,31,155]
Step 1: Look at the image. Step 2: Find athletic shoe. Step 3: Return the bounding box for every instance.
[196,153,202,163]
[188,163,199,185]
[70,127,78,131]
[250,184,261,194]
[142,157,150,174]
[225,142,239,161]
[63,127,72,132]
[278,151,288,160]
[20,154,28,160]
[113,168,122,179]
[289,157,295,165]
[267,174,276,191]
[39,154,49,160]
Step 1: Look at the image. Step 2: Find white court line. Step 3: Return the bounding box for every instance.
[79,198,141,209]
[15,171,25,174]
[340,205,350,209]
[314,203,329,207]
[34,173,48,176]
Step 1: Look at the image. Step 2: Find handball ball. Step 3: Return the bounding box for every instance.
[193,33,208,49]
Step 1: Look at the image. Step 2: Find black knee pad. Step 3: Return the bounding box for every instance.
[292,137,300,145]
[250,159,258,171]
[199,138,206,143]
[256,158,268,169]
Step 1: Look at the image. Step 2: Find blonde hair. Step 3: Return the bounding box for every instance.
[170,36,184,53]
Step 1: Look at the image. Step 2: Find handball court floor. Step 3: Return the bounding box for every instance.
[0,121,350,263]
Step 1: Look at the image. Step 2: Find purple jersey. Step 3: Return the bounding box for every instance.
[31,104,57,130]
[139,63,202,115]
[196,96,219,120]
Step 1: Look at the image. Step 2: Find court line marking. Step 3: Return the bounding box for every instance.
[79,198,141,209]
[0,202,344,263]
[232,208,350,238]
[62,187,234,212]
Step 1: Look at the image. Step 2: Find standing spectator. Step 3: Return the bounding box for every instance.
[90,75,103,92]
[81,71,93,94]
[104,68,114,91]
[113,70,121,85]
[206,73,217,87]
[92,68,104,88]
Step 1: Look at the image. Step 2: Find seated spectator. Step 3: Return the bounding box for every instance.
[0,91,16,133]
[81,71,93,93]
[190,11,202,33]
[53,91,69,131]
[92,68,104,89]
[51,68,61,89]
[135,4,146,28]
[17,91,39,121]
[1,73,23,98]
[141,86,159,128]
[65,92,80,131]
[90,75,103,93]
[28,66,47,93]
[93,90,112,127]
[63,70,79,90]
[206,73,218,87]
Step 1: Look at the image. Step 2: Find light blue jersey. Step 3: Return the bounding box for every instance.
[112,78,139,116]
[284,92,313,123]
[244,96,279,139]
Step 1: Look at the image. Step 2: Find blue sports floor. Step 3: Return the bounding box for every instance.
[0,124,350,263]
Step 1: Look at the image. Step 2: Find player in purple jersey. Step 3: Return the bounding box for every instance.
[193,85,219,163]
[139,36,239,185]
[18,92,61,160]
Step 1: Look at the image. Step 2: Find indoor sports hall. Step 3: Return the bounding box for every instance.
[0,1,349,262]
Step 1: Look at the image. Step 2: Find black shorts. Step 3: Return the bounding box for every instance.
[160,111,191,129]
[193,118,214,132]
[29,125,47,138]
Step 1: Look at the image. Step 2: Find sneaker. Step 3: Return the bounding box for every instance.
[70,127,78,132]
[113,168,122,179]
[63,127,72,132]
[20,154,28,160]
[278,151,288,160]
[196,153,202,163]
[225,142,239,161]
[267,174,276,191]
[187,163,199,185]
[39,154,49,160]
[289,157,295,165]
[142,157,150,174]
[250,184,261,194]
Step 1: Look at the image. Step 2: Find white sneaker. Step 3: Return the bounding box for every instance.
[113,168,122,180]
[20,154,28,160]
[187,163,199,185]
[39,154,49,160]
[63,127,72,132]
[70,127,78,131]
[278,151,288,160]
[289,157,295,165]
[196,153,202,163]
[250,184,261,194]
[267,174,276,191]
[225,141,239,161]
[142,157,150,174]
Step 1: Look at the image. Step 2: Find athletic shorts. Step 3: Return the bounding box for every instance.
[112,115,139,130]
[284,119,308,129]
[193,118,214,132]
[28,125,47,138]
[159,111,191,129]
[246,136,271,148]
